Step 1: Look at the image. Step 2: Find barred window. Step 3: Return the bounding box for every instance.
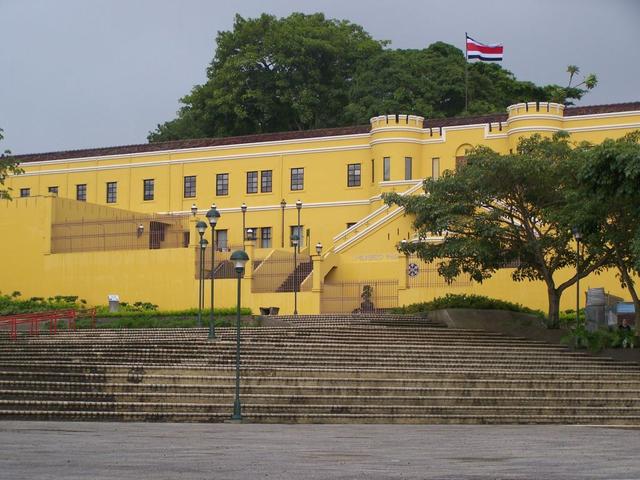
[405,157,412,180]
[143,179,154,201]
[48,186,58,196]
[383,157,391,181]
[247,171,258,194]
[106,181,117,203]
[261,170,272,193]
[19,188,30,197]
[260,227,272,248]
[216,173,229,196]
[183,175,196,198]
[76,184,87,201]
[432,157,440,180]
[347,163,361,187]
[290,168,304,191]
[216,229,228,250]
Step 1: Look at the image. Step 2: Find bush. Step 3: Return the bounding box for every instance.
[392,294,545,317]
[561,324,637,352]
[0,292,85,315]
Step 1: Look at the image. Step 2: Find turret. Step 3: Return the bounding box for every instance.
[506,102,565,147]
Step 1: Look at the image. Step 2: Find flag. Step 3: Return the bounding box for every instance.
[466,34,503,62]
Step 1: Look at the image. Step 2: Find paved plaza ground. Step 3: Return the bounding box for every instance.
[0,421,638,479]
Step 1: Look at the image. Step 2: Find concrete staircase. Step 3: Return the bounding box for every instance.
[276,261,313,292]
[1,315,639,424]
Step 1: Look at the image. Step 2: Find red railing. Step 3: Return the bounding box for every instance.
[0,308,96,340]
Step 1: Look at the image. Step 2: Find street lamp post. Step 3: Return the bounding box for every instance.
[206,204,221,339]
[291,234,299,315]
[572,227,583,327]
[295,200,302,253]
[241,203,247,247]
[280,199,286,248]
[230,249,249,421]
[195,220,208,328]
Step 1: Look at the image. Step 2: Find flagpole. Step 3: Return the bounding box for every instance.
[464,32,468,113]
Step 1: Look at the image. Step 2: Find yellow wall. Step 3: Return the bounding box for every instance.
[3,102,640,314]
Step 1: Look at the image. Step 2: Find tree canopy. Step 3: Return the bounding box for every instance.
[570,132,640,324]
[149,13,596,142]
[384,133,610,326]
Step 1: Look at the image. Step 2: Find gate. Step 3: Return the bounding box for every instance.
[320,280,398,313]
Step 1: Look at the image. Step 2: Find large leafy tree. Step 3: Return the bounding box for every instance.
[0,129,22,200]
[149,13,383,141]
[149,13,597,142]
[573,132,640,325]
[385,133,609,326]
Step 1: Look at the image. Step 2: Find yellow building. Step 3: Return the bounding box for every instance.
[2,101,639,314]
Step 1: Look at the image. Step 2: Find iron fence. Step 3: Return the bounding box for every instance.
[321,280,398,313]
[252,250,312,293]
[406,256,472,288]
[51,214,190,253]
[194,245,262,280]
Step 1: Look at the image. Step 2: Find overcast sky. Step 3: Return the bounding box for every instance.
[1,0,638,155]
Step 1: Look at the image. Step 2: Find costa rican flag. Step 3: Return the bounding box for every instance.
[466,34,503,62]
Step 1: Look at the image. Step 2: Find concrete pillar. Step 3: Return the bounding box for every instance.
[189,216,199,247]
[311,254,324,292]
[245,240,256,280]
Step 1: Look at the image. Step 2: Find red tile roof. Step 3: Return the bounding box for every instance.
[14,102,640,163]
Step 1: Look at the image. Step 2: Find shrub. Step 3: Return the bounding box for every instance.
[561,324,637,352]
[393,294,545,318]
[0,292,82,315]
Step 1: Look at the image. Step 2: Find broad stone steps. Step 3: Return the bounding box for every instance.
[3,367,640,381]
[2,390,640,407]
[0,359,635,373]
[0,409,638,425]
[0,349,622,363]
[2,400,640,419]
[1,315,639,424]
[4,379,640,397]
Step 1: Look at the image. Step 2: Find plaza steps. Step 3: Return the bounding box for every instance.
[0,316,639,424]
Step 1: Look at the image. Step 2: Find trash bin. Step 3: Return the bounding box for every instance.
[269,307,280,315]
[108,294,120,313]
[259,307,270,316]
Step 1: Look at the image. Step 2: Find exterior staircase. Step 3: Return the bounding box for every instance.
[276,261,313,292]
[1,314,639,424]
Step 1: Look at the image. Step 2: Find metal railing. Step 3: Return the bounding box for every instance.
[51,214,190,253]
[252,250,311,293]
[0,308,96,340]
[321,280,398,313]
[406,256,472,288]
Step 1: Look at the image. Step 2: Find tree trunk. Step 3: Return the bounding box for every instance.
[547,288,561,328]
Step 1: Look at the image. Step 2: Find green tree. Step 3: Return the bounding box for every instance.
[149,13,598,142]
[0,129,22,200]
[573,132,640,325]
[544,65,598,105]
[148,13,383,141]
[384,132,609,326]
